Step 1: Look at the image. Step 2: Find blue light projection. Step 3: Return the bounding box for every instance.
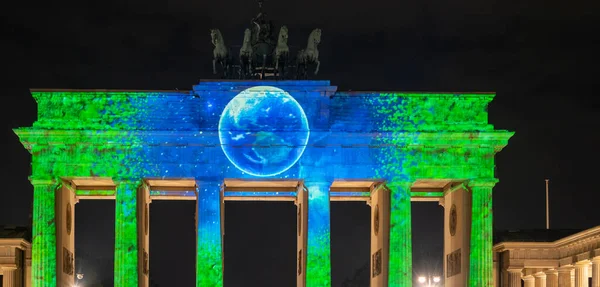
[15,80,513,287]
[218,86,310,177]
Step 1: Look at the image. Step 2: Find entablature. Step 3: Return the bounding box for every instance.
[494,225,600,268]
[14,129,513,151]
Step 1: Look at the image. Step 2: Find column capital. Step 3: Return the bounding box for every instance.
[507,267,523,274]
[1,265,18,271]
[466,178,498,188]
[114,179,143,186]
[544,269,559,275]
[534,271,547,278]
[302,179,333,185]
[523,274,535,281]
[28,177,57,185]
[558,265,574,272]
[507,267,523,272]
[195,180,222,187]
[575,259,592,266]
[385,181,413,190]
[591,256,600,263]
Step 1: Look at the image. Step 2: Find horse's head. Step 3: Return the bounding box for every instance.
[243,28,252,43]
[278,26,289,43]
[210,29,222,45]
[311,28,322,45]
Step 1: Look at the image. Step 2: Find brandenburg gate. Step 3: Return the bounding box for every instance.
[14,80,512,286]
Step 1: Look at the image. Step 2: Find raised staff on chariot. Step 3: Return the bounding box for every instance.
[210,0,322,80]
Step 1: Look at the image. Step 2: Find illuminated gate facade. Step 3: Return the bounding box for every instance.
[15,80,512,287]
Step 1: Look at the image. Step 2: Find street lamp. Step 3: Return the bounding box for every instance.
[417,275,442,286]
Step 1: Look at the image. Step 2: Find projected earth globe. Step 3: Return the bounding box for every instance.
[218,86,310,177]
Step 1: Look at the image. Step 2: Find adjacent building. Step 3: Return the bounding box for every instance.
[0,226,31,287]
[494,226,600,287]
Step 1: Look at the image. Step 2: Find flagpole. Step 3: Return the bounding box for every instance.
[545,179,550,230]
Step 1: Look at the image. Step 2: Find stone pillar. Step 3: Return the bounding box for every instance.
[304,181,332,287]
[3,267,18,287]
[523,274,535,287]
[534,271,547,287]
[575,261,591,287]
[114,181,140,287]
[370,184,390,287]
[558,266,574,287]
[546,269,559,287]
[25,257,32,287]
[591,257,600,287]
[296,184,308,287]
[387,182,412,286]
[195,181,223,287]
[493,253,499,287]
[468,180,496,286]
[56,184,76,287]
[29,179,59,287]
[137,183,151,287]
[507,268,523,287]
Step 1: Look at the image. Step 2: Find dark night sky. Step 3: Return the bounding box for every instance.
[1,0,599,286]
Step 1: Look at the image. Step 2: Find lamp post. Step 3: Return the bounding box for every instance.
[417,275,441,286]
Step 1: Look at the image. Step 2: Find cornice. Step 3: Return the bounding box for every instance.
[0,238,31,250]
[14,129,513,147]
[494,225,600,252]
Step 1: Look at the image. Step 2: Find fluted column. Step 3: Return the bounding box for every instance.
[195,181,223,287]
[575,261,591,287]
[468,180,495,286]
[558,266,574,287]
[2,267,18,287]
[304,181,333,287]
[507,268,523,287]
[387,182,412,286]
[546,269,559,287]
[591,257,600,287]
[29,179,59,287]
[534,271,547,287]
[114,181,140,287]
[524,274,535,287]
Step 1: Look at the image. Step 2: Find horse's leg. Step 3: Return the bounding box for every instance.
[221,60,226,78]
[248,57,252,79]
[213,59,217,74]
[314,59,320,75]
[281,55,289,80]
[279,56,285,79]
[296,62,302,80]
[222,60,227,78]
[262,54,266,79]
[244,57,247,79]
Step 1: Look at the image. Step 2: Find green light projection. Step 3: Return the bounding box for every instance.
[368,93,510,286]
[17,91,162,287]
[16,84,512,287]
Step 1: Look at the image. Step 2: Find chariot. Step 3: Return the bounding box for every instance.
[211,0,322,80]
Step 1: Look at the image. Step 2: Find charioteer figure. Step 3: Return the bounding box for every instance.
[251,0,275,46]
